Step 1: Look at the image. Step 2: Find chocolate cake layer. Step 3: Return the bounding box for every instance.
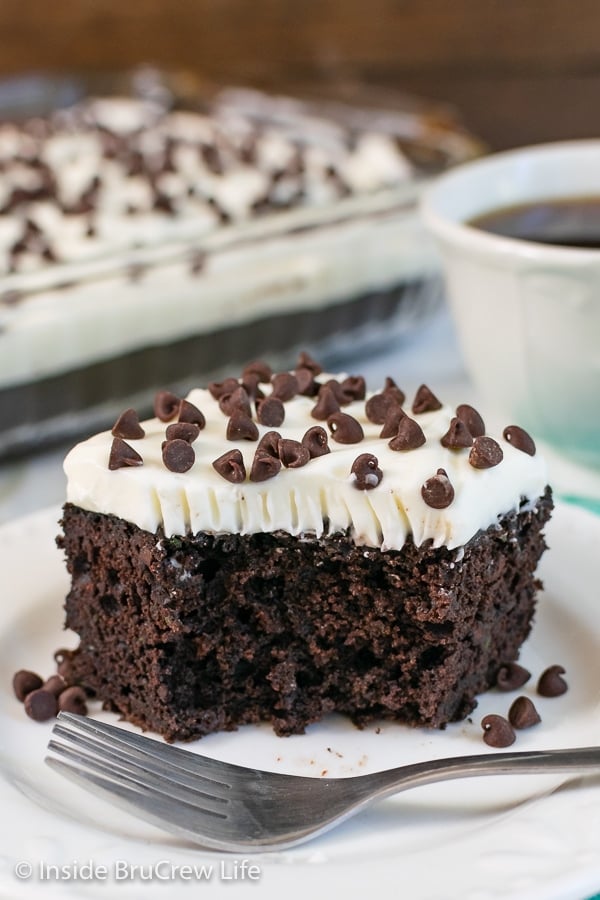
[58,489,552,742]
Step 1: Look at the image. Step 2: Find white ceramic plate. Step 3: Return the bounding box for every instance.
[0,503,599,900]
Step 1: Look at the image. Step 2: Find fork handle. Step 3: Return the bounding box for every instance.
[353,746,600,803]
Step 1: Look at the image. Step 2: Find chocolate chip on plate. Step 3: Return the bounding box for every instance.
[537,665,568,697]
[12,669,43,702]
[24,688,58,722]
[495,662,531,691]
[481,714,516,747]
[508,696,541,729]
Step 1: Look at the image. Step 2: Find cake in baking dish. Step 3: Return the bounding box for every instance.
[0,83,480,457]
[57,354,552,741]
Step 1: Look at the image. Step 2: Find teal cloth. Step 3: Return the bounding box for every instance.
[560,494,600,516]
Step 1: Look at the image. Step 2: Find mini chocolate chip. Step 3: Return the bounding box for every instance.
[469,435,504,469]
[278,439,310,468]
[240,372,264,401]
[351,453,383,490]
[111,407,145,440]
[503,425,536,456]
[154,390,181,422]
[378,405,406,439]
[301,426,330,458]
[388,416,426,451]
[54,648,76,682]
[256,396,285,427]
[341,376,366,403]
[456,403,486,438]
[321,378,353,405]
[162,438,195,473]
[271,372,299,402]
[57,686,88,716]
[13,669,43,702]
[24,689,58,721]
[481,714,516,747]
[294,367,318,396]
[212,449,246,483]
[508,696,541,729]
[311,386,341,420]
[226,411,259,441]
[327,412,364,444]
[208,377,239,400]
[296,351,322,375]
[421,468,455,508]
[250,451,282,482]
[257,431,282,458]
[108,438,143,470]
[412,384,442,414]
[383,376,406,406]
[242,359,272,383]
[219,386,252,417]
[43,675,66,697]
[537,665,568,697]
[178,399,206,429]
[441,416,473,449]
[365,392,398,425]
[166,422,200,443]
[495,662,531,691]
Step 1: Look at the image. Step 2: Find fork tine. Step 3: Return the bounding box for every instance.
[47,735,231,816]
[45,756,240,851]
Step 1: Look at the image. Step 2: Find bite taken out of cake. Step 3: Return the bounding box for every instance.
[57,352,552,742]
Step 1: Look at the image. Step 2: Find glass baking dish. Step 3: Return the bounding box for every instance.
[0,69,482,458]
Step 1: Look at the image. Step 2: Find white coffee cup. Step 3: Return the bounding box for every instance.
[421,140,600,469]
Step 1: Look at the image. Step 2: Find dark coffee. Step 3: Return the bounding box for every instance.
[468,195,600,249]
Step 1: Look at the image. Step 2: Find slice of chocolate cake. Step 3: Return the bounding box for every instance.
[58,356,552,741]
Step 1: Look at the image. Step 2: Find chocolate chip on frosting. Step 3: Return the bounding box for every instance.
[154,390,181,422]
[162,438,195,473]
[278,439,310,468]
[503,425,537,456]
[495,662,531,691]
[365,391,399,425]
[508,696,541,729]
[271,372,299,402]
[257,430,282,458]
[296,351,322,375]
[379,405,406,439]
[440,416,473,450]
[111,407,145,440]
[469,435,504,469]
[301,425,330,458]
[166,422,200,443]
[311,385,341,420]
[208,377,240,400]
[327,412,364,444]
[240,372,264,401]
[351,453,383,490]
[226,410,259,442]
[421,468,455,508]
[250,451,282,482]
[388,416,426,451]
[481,714,516,747]
[219,386,252,418]
[383,376,406,407]
[256,396,285,427]
[178,399,206,429]
[109,438,143,470]
[537,665,568,697]
[339,375,366,402]
[212,449,246,483]
[456,403,485,438]
[294,367,318,396]
[242,359,272,383]
[412,384,442,415]
[322,378,353,406]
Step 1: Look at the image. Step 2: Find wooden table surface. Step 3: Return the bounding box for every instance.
[0,0,598,150]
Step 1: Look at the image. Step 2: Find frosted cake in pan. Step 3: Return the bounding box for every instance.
[0,77,480,457]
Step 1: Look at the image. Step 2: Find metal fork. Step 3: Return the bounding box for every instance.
[46,713,600,852]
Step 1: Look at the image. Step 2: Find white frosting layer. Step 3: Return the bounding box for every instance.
[64,378,548,550]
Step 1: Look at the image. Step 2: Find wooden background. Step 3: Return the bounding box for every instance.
[0,0,598,150]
